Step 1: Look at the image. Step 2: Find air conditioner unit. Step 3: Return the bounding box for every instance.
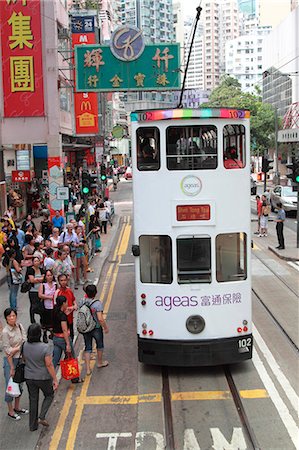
[58,28,69,39]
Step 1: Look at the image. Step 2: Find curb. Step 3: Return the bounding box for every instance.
[268,246,299,262]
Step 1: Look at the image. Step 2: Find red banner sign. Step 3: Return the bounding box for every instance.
[0,0,44,117]
[176,205,211,221]
[12,170,31,182]
[71,23,99,134]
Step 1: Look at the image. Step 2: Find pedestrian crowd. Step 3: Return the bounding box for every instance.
[255,189,286,249]
[0,197,111,431]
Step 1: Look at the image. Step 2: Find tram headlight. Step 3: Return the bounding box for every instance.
[243,320,248,325]
[186,315,205,334]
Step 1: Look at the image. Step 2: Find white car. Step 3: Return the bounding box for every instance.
[270,185,297,213]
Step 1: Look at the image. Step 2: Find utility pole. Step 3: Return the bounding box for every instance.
[274,108,280,185]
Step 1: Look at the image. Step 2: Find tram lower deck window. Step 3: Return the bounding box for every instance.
[139,235,172,284]
[177,236,211,284]
[216,233,247,282]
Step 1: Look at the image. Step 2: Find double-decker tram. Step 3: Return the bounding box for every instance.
[131,108,252,366]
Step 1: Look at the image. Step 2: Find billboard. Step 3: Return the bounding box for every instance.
[0,0,44,117]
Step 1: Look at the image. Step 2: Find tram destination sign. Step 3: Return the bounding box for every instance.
[75,26,180,92]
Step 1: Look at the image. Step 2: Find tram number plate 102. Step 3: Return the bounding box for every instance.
[238,337,252,353]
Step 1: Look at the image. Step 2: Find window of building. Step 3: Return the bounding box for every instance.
[59,85,71,112]
[166,125,217,170]
[136,127,160,171]
[139,235,172,284]
[177,236,211,284]
[223,124,246,169]
[216,233,247,282]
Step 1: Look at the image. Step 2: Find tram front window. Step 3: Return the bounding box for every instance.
[139,235,172,284]
[177,236,211,284]
[137,127,160,171]
[223,125,245,169]
[216,233,247,282]
[166,126,217,170]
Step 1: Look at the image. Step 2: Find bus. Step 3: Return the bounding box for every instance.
[131,108,252,366]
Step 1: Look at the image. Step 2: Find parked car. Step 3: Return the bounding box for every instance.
[270,185,297,214]
[250,176,257,195]
[124,167,132,180]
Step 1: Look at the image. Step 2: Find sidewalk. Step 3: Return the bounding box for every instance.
[0,214,120,450]
[251,209,299,262]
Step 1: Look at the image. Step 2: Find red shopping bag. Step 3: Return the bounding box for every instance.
[60,356,80,380]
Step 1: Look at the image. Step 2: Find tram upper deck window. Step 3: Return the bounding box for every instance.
[166,126,217,170]
[177,236,211,284]
[223,124,245,169]
[139,235,172,284]
[137,127,160,171]
[216,232,247,282]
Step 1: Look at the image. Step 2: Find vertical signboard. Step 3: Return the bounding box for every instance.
[71,16,99,135]
[48,156,63,216]
[0,0,44,117]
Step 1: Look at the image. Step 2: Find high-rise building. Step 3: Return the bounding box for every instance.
[225,26,271,93]
[238,0,257,16]
[262,6,299,117]
[183,18,204,90]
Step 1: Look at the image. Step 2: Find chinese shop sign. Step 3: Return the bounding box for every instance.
[0,0,44,117]
[71,15,99,135]
[11,170,31,182]
[75,27,180,92]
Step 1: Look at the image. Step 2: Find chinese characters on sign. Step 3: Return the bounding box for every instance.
[75,40,180,92]
[71,15,99,135]
[0,0,44,117]
[176,205,211,221]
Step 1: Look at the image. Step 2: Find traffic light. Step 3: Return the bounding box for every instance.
[286,157,299,184]
[100,164,107,182]
[89,173,98,189]
[109,159,115,166]
[81,170,90,195]
[262,155,274,173]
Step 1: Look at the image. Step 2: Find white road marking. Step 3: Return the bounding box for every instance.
[287,261,299,272]
[253,325,299,414]
[119,263,135,267]
[252,348,299,447]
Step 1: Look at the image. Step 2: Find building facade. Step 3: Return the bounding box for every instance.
[225,26,271,93]
[0,0,73,217]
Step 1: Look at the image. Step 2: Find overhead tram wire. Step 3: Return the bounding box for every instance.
[177,3,203,108]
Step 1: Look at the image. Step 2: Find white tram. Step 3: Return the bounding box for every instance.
[131,108,252,366]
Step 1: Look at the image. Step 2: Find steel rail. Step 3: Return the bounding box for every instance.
[252,288,299,354]
[162,367,176,450]
[224,366,261,450]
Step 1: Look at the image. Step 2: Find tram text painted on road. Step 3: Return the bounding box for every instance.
[96,427,247,449]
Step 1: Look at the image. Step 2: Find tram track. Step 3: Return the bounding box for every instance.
[161,366,262,450]
[252,251,299,353]
[223,365,261,450]
[252,251,298,298]
[252,287,299,354]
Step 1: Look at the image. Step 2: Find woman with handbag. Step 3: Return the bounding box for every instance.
[38,270,57,343]
[23,324,58,431]
[26,256,45,324]
[22,234,35,267]
[52,296,83,384]
[3,249,22,309]
[2,308,28,421]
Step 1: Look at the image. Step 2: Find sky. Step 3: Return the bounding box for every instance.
[180,0,203,19]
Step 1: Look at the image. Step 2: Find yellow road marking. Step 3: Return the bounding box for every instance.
[68,389,269,408]
[252,242,260,250]
[240,389,269,398]
[49,386,75,450]
[50,219,128,450]
[65,220,132,450]
[173,391,230,401]
[83,393,162,405]
[118,223,131,256]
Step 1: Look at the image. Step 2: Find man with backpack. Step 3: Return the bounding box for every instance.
[76,284,109,376]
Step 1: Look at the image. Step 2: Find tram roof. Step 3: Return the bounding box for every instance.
[131,108,250,122]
